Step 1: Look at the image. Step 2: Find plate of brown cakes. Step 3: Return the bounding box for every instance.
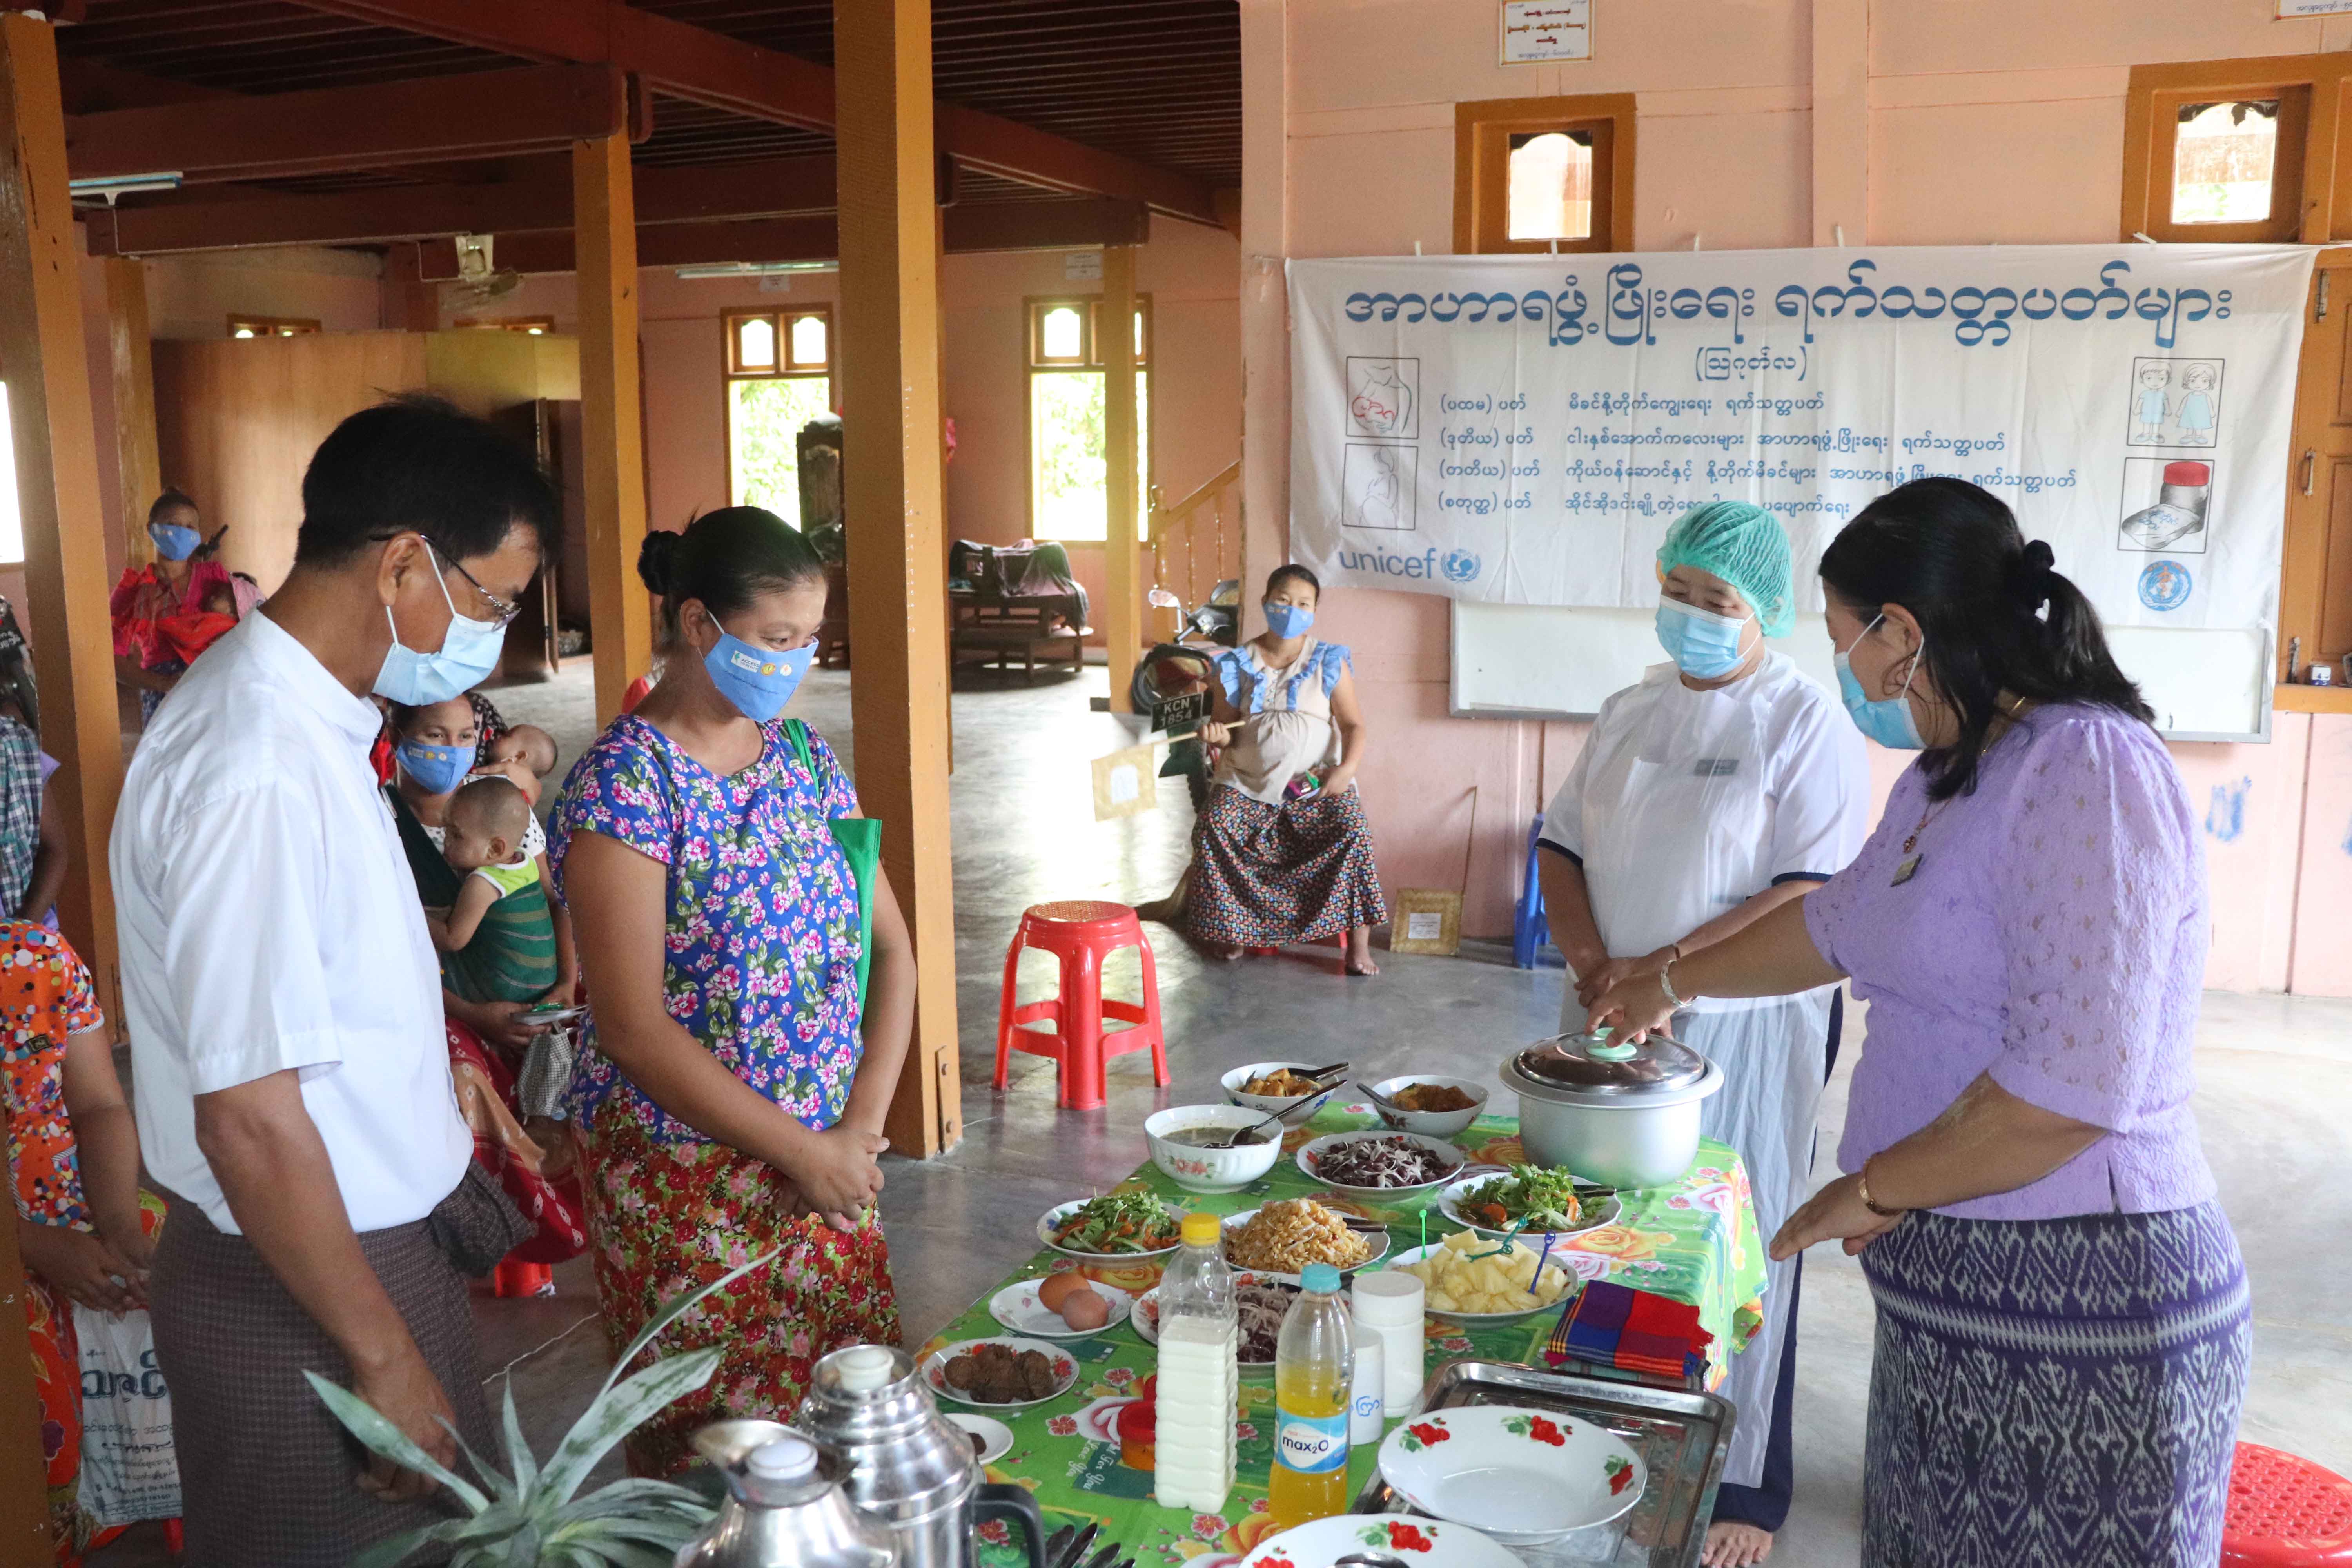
[922,1337,1078,1409]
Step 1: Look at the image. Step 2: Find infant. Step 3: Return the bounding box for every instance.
[430,776,556,992]
[474,722,558,806]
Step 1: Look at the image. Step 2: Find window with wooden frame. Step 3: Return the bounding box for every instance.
[227,314,320,338]
[1455,94,1635,254]
[723,306,835,526]
[2128,57,2352,708]
[453,315,555,335]
[1026,295,1152,542]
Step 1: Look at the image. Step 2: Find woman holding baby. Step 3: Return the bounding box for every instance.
[550,507,918,1476]
[382,698,586,1281]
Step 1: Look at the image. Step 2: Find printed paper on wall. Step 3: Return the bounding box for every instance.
[1288,245,2316,637]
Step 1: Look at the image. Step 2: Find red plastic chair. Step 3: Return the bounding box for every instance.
[995,901,1169,1110]
[2224,1441,2352,1566]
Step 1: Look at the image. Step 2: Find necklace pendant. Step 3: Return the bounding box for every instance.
[1892,853,1922,886]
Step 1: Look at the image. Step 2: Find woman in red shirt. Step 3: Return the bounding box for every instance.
[110,490,232,724]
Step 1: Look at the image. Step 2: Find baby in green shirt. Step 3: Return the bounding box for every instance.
[429,775,558,1002]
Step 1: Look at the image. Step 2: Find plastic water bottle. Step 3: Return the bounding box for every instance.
[1153,1212,1237,1512]
[1269,1262,1354,1529]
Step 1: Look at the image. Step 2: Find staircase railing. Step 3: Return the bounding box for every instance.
[1147,459,1241,612]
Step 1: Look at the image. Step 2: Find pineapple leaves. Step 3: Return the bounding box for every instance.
[594,1249,779,1406]
[303,1370,490,1514]
[501,1380,540,1495]
[536,1347,723,1510]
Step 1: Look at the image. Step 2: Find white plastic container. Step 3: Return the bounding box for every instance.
[1154,1212,1237,1511]
[1348,1323,1386,1445]
[1352,1270,1426,1417]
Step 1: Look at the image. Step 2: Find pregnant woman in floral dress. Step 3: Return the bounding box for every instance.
[551,508,916,1475]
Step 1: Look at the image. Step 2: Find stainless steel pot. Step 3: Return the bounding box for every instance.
[1502,1030,1722,1188]
[795,1344,1045,1568]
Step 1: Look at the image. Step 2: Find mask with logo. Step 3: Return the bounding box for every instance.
[1263,601,1315,639]
[372,543,509,707]
[1654,595,1751,679]
[149,521,200,562]
[703,625,815,723]
[394,737,473,797]
[1833,613,1927,750]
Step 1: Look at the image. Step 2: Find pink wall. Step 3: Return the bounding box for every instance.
[425,217,1241,627]
[1245,0,2352,993]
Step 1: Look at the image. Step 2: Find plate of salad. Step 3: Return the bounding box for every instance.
[1037,1191,1186,1260]
[1438,1165,1620,1239]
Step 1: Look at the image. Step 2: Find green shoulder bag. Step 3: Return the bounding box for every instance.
[785,718,880,1008]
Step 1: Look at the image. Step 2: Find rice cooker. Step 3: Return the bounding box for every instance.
[1501,1030,1723,1189]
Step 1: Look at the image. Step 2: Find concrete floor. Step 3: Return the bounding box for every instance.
[94,659,2352,1566]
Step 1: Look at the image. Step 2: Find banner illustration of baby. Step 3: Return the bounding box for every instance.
[2124,356,2225,447]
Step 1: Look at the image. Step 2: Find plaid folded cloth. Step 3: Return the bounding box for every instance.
[1543,1279,1711,1382]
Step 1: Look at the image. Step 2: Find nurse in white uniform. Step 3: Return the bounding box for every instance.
[1537,501,1867,1568]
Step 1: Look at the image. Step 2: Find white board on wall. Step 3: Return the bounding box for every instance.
[1450,603,2272,742]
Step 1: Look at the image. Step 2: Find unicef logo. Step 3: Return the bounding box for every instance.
[2137,559,2192,612]
[1441,549,1482,584]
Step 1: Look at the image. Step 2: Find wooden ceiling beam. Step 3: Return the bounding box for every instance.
[415,197,1151,278]
[64,60,629,182]
[287,0,1220,222]
[89,151,842,254]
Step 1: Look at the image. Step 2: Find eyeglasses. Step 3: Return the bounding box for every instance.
[420,536,523,628]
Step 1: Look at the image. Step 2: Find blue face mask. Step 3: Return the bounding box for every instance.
[1833,614,1927,750]
[1655,595,1750,679]
[1263,601,1315,639]
[149,521,200,561]
[704,629,814,723]
[372,543,509,707]
[394,737,473,797]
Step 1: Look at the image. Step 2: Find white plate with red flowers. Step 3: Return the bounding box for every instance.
[1240,1515,1517,1568]
[920,1338,1079,1410]
[1377,1406,1646,1544]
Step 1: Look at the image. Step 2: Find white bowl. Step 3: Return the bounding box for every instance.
[1377,1405,1646,1542]
[1365,1074,1490,1138]
[1220,1061,1336,1125]
[1144,1103,1284,1192]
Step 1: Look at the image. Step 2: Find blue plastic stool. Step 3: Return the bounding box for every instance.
[1514,813,1563,969]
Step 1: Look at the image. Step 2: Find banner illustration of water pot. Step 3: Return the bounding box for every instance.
[1289,245,2316,635]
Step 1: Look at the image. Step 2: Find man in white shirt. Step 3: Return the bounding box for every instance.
[112,396,554,1566]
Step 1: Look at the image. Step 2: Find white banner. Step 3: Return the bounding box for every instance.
[1289,246,2315,633]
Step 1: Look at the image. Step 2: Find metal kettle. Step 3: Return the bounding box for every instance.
[673,1420,897,1568]
[796,1344,1047,1568]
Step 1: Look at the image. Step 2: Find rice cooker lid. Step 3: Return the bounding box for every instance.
[1510,1029,1708,1097]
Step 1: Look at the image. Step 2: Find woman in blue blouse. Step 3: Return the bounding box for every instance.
[549,508,917,1475]
[1190,566,1387,975]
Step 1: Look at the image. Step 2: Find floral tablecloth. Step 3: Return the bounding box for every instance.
[921,1104,1764,1568]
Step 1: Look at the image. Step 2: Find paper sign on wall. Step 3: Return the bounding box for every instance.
[1501,1,1590,63]
[2278,0,2352,17]
[1065,251,1104,282]
[1288,245,2314,645]
[1091,744,1158,820]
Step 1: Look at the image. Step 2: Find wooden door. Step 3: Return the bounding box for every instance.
[2283,247,2352,682]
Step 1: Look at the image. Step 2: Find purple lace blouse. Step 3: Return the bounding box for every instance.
[1805,703,2217,1221]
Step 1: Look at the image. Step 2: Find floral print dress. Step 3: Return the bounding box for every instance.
[2,922,165,1565]
[550,715,898,1476]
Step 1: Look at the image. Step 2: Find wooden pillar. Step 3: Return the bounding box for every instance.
[1237,0,1290,594]
[1102,244,1141,713]
[836,0,961,1158]
[0,16,123,1563]
[573,132,651,722]
[102,256,159,566]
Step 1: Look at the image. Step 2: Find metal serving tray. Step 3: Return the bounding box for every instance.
[1348,1359,1735,1568]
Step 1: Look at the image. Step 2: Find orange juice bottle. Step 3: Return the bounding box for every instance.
[1268,1263,1354,1530]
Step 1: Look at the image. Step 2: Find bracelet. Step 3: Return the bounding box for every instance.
[1657,960,1688,1010]
[1857,1161,1907,1218]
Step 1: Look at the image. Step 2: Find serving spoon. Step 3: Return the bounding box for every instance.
[1201,1087,1336,1148]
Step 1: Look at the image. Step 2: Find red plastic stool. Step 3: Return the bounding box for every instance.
[2224,1441,2352,1565]
[995,901,1169,1110]
[493,1257,554,1298]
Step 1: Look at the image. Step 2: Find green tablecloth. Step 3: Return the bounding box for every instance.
[931,1105,1766,1567]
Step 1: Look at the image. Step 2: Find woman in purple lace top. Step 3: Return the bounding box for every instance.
[1592,479,2245,1568]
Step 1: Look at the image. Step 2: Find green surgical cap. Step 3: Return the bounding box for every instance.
[1656,501,1795,638]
